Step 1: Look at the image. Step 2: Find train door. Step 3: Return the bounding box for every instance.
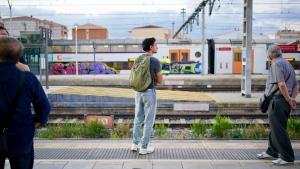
[233,48,242,74]
[232,48,254,74]
[169,49,190,62]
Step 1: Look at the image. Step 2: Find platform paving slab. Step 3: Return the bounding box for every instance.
[5,160,300,169]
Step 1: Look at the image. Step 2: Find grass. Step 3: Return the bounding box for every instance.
[210,113,233,138]
[191,119,207,139]
[154,124,168,139]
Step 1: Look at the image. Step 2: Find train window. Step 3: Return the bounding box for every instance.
[181,53,189,61]
[51,45,64,53]
[96,45,110,52]
[64,45,76,52]
[111,45,125,52]
[127,45,142,52]
[171,53,178,62]
[79,45,93,52]
[234,53,242,62]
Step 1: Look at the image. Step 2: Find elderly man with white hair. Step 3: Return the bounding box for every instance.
[257,45,299,165]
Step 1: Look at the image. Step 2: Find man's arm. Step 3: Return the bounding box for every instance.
[156,72,163,84]
[278,81,291,102]
[31,74,51,128]
[291,83,299,99]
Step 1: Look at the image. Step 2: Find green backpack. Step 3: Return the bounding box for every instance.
[129,54,152,92]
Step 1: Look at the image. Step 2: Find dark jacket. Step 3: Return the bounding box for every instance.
[0,63,50,157]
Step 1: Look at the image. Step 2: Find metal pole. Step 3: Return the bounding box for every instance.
[242,0,253,98]
[7,0,12,36]
[172,21,175,35]
[201,3,205,75]
[45,28,49,89]
[75,25,79,76]
[93,41,96,75]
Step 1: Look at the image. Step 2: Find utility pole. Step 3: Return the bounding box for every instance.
[7,0,12,35]
[241,0,253,98]
[172,21,175,35]
[181,8,186,35]
[181,8,186,24]
[201,2,205,75]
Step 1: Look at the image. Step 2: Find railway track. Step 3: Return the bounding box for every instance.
[48,107,300,127]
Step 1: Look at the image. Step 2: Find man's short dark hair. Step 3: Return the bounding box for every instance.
[0,37,23,63]
[0,26,9,35]
[142,37,156,52]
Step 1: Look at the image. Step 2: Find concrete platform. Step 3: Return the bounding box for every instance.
[5,140,300,169]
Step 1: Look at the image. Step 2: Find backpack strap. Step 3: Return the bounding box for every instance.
[1,72,25,131]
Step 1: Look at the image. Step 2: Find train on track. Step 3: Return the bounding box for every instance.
[23,38,300,75]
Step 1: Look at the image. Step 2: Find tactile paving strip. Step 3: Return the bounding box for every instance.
[34,148,300,160]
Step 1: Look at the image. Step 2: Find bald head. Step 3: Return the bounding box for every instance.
[0,37,23,64]
[268,45,282,59]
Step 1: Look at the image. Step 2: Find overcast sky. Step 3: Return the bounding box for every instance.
[0,0,299,39]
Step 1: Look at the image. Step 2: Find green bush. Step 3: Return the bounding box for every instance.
[288,118,300,139]
[244,124,268,139]
[191,119,207,139]
[229,124,247,139]
[154,124,168,139]
[110,124,131,138]
[210,114,233,138]
[85,120,108,138]
[38,123,86,139]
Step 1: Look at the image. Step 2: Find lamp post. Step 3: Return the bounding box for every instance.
[93,41,96,75]
[74,24,79,75]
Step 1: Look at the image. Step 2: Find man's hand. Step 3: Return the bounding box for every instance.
[289,98,297,110]
[33,122,43,129]
[16,62,30,72]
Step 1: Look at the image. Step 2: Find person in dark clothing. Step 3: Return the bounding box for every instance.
[0,26,30,72]
[257,45,299,165]
[0,37,51,169]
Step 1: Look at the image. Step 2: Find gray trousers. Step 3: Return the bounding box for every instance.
[266,96,294,162]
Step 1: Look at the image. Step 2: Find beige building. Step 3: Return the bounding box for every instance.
[72,24,108,40]
[129,25,172,40]
[2,16,68,39]
[276,29,300,39]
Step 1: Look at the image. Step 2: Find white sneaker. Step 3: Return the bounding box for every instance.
[131,143,140,151]
[272,158,293,165]
[257,152,275,159]
[139,147,155,155]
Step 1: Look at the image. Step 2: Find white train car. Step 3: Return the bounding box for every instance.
[49,39,299,75]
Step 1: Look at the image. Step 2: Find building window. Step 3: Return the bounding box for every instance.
[95,45,110,52]
[127,45,142,52]
[111,45,125,52]
[64,45,76,52]
[51,45,64,53]
[79,45,93,52]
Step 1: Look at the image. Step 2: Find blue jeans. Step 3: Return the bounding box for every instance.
[132,89,157,149]
[0,145,34,169]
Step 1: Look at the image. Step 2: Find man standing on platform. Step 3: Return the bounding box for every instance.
[0,37,51,169]
[257,45,298,165]
[130,37,163,155]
